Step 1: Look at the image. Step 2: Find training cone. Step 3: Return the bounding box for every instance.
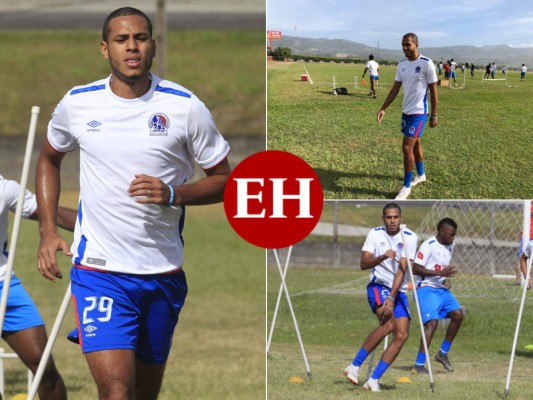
[407,281,413,291]
[289,376,305,383]
[397,376,412,383]
[361,79,366,86]
[524,344,533,350]
[10,394,28,400]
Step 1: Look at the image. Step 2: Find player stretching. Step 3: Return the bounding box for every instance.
[377,33,438,200]
[344,203,418,392]
[411,218,463,373]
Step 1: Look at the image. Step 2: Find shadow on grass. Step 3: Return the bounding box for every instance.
[314,167,398,199]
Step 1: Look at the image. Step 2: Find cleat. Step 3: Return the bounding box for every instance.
[411,365,429,375]
[363,378,381,392]
[435,351,454,372]
[411,174,427,187]
[395,186,411,200]
[343,364,359,385]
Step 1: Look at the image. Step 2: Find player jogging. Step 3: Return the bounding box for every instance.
[1,174,75,399]
[377,33,438,200]
[344,203,418,392]
[362,54,379,99]
[36,7,231,399]
[411,218,463,374]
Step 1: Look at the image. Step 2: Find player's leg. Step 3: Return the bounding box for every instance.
[435,292,463,372]
[4,326,67,400]
[411,138,426,187]
[135,361,166,400]
[412,287,438,373]
[86,349,136,399]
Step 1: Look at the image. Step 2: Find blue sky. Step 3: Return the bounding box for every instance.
[267,0,533,49]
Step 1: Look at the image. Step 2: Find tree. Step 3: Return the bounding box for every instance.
[272,46,292,61]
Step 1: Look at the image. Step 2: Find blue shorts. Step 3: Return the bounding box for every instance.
[370,74,379,80]
[69,266,187,364]
[367,283,410,319]
[451,71,456,78]
[0,275,44,332]
[416,286,461,324]
[401,113,428,138]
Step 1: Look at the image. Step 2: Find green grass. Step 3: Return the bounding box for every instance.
[267,61,532,199]
[0,30,265,138]
[268,267,533,400]
[5,197,265,399]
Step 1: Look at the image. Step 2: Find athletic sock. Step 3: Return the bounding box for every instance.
[353,347,369,367]
[415,351,426,366]
[403,171,414,188]
[416,161,425,177]
[370,360,390,380]
[440,340,452,355]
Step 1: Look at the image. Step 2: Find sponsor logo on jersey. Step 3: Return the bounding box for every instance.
[87,120,102,132]
[417,251,424,259]
[149,113,170,136]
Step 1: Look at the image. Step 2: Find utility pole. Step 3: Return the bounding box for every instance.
[156,0,167,78]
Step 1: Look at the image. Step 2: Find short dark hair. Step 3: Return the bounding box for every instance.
[383,202,401,215]
[403,32,419,45]
[102,7,153,41]
[437,217,457,231]
[369,54,374,60]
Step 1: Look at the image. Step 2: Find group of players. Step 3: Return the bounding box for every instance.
[1,6,230,399]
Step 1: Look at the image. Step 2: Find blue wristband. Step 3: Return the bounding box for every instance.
[167,184,175,207]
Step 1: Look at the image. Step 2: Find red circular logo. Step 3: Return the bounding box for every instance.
[224,150,323,249]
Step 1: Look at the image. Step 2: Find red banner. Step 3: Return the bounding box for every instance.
[267,30,282,39]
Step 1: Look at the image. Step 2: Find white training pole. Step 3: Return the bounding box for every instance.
[27,282,71,400]
[272,249,311,379]
[0,106,40,338]
[267,246,293,353]
[504,253,533,398]
[400,224,435,392]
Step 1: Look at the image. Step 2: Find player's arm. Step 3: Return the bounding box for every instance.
[35,138,72,282]
[376,80,402,123]
[412,262,458,278]
[129,157,231,206]
[360,249,396,270]
[362,67,368,78]
[380,257,408,324]
[428,82,438,127]
[29,206,77,232]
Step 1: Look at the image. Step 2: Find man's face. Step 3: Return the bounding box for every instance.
[401,36,418,60]
[437,224,456,246]
[100,15,156,83]
[382,208,401,235]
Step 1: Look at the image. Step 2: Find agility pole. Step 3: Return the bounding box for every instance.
[0,106,40,337]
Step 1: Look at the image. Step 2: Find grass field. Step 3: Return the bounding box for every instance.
[267,61,532,199]
[4,193,265,399]
[267,267,533,400]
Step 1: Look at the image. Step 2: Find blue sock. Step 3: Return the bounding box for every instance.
[403,171,414,188]
[440,340,452,354]
[370,360,390,380]
[415,351,426,366]
[353,348,369,367]
[416,161,425,176]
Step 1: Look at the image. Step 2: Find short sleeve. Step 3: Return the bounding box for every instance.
[426,61,438,85]
[4,179,37,218]
[47,93,79,153]
[415,241,430,267]
[362,230,377,254]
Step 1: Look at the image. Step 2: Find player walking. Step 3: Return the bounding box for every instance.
[344,203,418,392]
[362,54,379,99]
[411,218,463,373]
[377,33,438,200]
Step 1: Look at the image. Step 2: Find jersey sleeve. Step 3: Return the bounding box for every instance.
[4,179,37,218]
[362,230,377,254]
[186,95,230,170]
[47,93,79,153]
[405,231,418,260]
[415,240,430,267]
[394,64,402,83]
[525,241,533,258]
[426,60,438,85]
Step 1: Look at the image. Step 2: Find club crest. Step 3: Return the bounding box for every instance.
[149,113,170,136]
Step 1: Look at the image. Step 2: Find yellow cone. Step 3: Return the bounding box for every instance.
[289,376,305,383]
[10,394,28,400]
[397,376,412,383]
[524,344,533,350]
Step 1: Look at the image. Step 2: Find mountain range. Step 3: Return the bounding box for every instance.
[272,36,532,69]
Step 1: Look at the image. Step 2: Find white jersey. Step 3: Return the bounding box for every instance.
[48,74,230,275]
[0,175,37,281]
[366,60,379,76]
[362,226,418,292]
[524,240,533,258]
[522,65,527,73]
[394,54,438,115]
[414,236,454,288]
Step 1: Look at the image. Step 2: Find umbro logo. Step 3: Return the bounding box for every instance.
[87,120,102,132]
[84,325,97,333]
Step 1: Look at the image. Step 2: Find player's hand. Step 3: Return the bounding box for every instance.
[380,298,394,324]
[383,249,396,260]
[429,115,438,128]
[37,231,72,282]
[441,265,458,277]
[128,174,172,206]
[377,109,385,123]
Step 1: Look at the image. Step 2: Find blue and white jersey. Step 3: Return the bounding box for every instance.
[414,236,454,289]
[394,54,438,115]
[48,74,230,274]
[0,175,37,280]
[362,226,418,292]
[524,239,533,258]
